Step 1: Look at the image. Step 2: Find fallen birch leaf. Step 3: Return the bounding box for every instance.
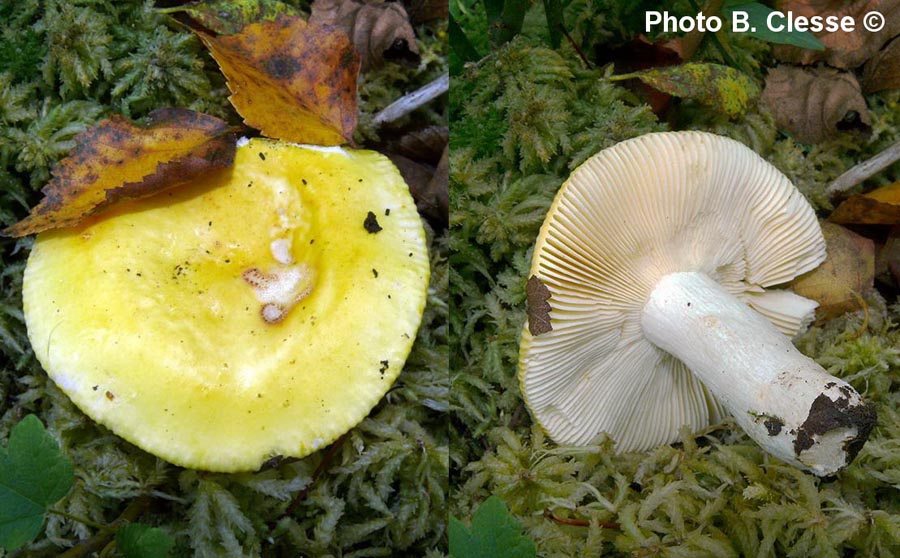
[197,16,359,145]
[862,36,900,93]
[829,181,900,225]
[761,65,870,144]
[161,0,299,35]
[790,221,874,323]
[3,109,235,237]
[773,0,900,69]
[609,63,759,118]
[310,0,419,72]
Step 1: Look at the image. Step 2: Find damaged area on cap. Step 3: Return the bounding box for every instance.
[520,131,827,454]
[23,138,429,472]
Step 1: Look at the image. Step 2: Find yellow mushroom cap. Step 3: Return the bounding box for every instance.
[23,138,429,472]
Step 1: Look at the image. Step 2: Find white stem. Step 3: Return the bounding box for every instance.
[641,271,875,476]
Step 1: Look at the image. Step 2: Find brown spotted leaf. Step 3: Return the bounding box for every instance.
[310,0,419,72]
[761,65,870,144]
[829,181,900,225]
[3,109,235,237]
[790,221,875,323]
[526,275,553,336]
[197,16,359,145]
[161,0,299,35]
[610,63,760,118]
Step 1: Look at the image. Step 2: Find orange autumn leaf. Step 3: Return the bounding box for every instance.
[3,109,235,237]
[197,16,359,146]
[829,181,900,225]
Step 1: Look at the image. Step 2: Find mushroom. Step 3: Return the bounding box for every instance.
[519,131,875,476]
[23,138,430,472]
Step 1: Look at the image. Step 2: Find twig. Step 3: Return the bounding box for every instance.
[849,290,869,340]
[47,509,107,531]
[57,494,152,558]
[284,435,346,516]
[372,74,449,127]
[560,25,592,69]
[826,139,900,197]
[543,508,620,530]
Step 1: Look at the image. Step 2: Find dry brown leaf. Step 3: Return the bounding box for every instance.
[395,125,448,165]
[425,144,448,228]
[761,65,870,144]
[404,0,449,23]
[3,109,235,237]
[862,36,900,93]
[310,0,419,72]
[790,221,875,323]
[773,0,900,69]
[829,181,900,224]
[602,36,683,114]
[875,225,900,285]
[385,144,447,228]
[198,16,359,145]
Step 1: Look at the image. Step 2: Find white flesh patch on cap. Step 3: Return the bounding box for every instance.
[242,264,315,324]
[270,238,294,265]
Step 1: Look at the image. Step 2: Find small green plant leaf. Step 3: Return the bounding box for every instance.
[723,1,825,51]
[449,496,536,558]
[116,523,175,558]
[0,415,75,551]
[611,63,760,118]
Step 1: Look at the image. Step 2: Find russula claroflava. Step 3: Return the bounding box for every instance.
[23,138,429,472]
[519,131,875,476]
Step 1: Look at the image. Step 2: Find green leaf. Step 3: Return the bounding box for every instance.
[611,63,760,118]
[542,0,563,49]
[116,523,175,558]
[723,1,825,51]
[0,415,75,551]
[449,496,536,558]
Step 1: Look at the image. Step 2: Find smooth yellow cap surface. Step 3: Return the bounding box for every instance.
[24,138,429,471]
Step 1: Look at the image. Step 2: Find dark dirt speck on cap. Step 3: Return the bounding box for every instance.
[364,211,382,233]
